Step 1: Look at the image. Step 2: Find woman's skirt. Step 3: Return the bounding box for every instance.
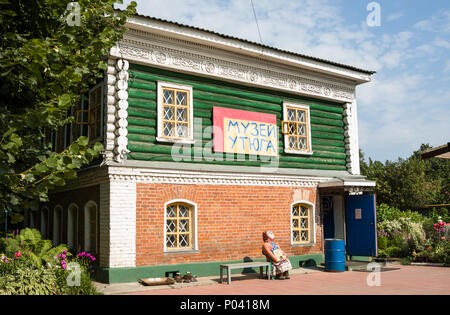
[273,259,292,275]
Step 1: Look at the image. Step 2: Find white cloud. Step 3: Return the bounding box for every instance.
[387,13,403,22]
[445,60,450,73]
[414,10,450,34]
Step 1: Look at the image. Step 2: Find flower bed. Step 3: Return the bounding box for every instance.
[376,204,449,266]
[0,228,102,295]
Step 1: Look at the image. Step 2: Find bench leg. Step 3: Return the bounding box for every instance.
[219,267,223,284]
[227,268,231,285]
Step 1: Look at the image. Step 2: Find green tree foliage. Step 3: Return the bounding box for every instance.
[360,145,449,211]
[0,1,136,214]
[413,144,450,205]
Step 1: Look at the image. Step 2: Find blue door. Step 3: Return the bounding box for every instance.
[322,196,335,239]
[345,194,377,257]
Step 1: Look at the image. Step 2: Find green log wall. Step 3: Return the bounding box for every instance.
[126,64,348,171]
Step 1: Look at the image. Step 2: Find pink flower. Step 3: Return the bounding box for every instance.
[62,250,67,254]
[62,264,67,270]
[15,252,22,259]
[441,236,446,240]
[61,260,66,265]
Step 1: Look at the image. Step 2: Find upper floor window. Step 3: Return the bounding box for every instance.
[282,103,313,155]
[75,83,104,143]
[74,95,89,140]
[46,83,103,152]
[157,82,194,143]
[88,84,103,141]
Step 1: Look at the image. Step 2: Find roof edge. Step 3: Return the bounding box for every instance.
[117,11,376,82]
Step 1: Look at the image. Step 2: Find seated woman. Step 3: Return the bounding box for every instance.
[262,231,292,280]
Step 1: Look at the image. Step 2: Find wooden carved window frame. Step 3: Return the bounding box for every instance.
[74,83,104,144]
[291,201,316,246]
[156,81,194,144]
[88,83,104,143]
[164,200,198,252]
[282,102,313,155]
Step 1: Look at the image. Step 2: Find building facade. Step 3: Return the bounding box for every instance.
[25,14,377,283]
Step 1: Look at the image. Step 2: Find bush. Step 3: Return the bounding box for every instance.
[415,250,430,262]
[385,246,404,258]
[377,203,424,223]
[0,228,102,295]
[378,236,388,250]
[0,266,58,295]
[400,257,412,265]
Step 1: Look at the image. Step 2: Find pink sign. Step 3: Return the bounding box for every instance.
[213,106,278,157]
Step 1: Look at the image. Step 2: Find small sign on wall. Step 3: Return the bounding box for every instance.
[355,208,362,220]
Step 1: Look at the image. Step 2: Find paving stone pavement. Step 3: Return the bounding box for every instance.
[95,263,450,295]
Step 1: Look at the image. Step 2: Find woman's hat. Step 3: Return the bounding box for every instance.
[262,231,275,240]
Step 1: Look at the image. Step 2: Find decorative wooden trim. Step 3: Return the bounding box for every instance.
[108,166,327,188]
[343,100,360,175]
[109,30,360,103]
[123,17,373,83]
[105,58,131,163]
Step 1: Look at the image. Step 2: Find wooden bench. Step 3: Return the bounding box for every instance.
[219,261,272,284]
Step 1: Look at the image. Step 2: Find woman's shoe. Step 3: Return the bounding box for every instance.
[283,271,290,279]
[275,274,285,280]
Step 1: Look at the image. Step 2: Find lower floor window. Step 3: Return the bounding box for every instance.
[165,203,194,250]
[292,203,312,244]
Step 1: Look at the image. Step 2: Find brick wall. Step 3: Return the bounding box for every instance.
[136,183,322,267]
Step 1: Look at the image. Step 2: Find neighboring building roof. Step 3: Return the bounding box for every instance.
[420,143,450,159]
[120,10,376,76]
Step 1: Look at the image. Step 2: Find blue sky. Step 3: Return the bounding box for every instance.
[116,0,450,162]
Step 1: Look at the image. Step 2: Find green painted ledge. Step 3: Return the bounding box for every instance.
[94,254,323,284]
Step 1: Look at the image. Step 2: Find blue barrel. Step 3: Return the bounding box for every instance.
[324,239,346,272]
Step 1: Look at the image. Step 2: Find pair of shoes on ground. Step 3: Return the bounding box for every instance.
[275,271,290,280]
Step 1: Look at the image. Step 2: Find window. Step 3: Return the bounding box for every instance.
[157,82,194,143]
[28,210,37,229]
[74,84,103,143]
[67,204,79,251]
[55,128,65,153]
[84,201,98,254]
[89,85,103,141]
[282,103,313,155]
[53,205,63,246]
[164,202,196,251]
[74,95,89,139]
[291,203,314,245]
[40,207,49,239]
[64,108,73,148]
[54,108,74,153]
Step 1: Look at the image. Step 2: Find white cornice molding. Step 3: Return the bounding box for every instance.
[110,40,355,103]
[124,17,372,84]
[107,166,330,188]
[109,27,365,103]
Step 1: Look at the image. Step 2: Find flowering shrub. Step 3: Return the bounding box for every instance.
[377,209,449,264]
[0,228,101,295]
